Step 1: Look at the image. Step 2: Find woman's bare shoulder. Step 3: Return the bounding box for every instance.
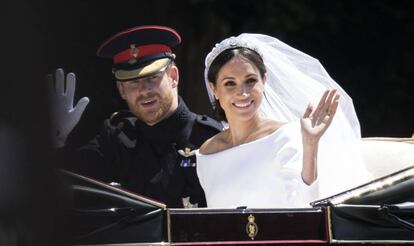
[199,131,230,155]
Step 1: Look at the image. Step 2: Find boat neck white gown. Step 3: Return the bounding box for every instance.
[196,121,318,208]
[196,121,371,208]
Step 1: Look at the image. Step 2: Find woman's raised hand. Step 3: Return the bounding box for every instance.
[300,89,339,143]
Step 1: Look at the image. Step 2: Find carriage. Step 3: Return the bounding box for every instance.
[66,137,414,245]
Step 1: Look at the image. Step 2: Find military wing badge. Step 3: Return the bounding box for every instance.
[178,147,197,167]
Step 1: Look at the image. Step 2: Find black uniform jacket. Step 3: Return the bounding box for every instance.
[64,98,222,208]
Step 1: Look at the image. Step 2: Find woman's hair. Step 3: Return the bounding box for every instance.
[207,47,266,121]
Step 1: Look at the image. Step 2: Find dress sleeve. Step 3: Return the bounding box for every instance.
[274,122,319,207]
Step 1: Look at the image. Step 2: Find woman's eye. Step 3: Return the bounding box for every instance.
[224,81,236,87]
[246,78,257,85]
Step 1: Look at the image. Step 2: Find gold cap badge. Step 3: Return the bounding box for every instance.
[130,44,139,57]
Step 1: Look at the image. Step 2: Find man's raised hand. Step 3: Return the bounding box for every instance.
[47,68,89,147]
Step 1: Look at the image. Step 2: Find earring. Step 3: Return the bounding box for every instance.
[214,95,219,100]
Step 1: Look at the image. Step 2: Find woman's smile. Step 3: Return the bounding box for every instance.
[232,99,254,109]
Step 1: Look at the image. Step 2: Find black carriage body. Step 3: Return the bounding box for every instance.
[63,166,414,245]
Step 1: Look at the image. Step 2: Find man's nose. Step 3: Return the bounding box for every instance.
[142,79,153,90]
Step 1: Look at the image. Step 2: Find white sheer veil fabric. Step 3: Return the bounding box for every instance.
[204,33,372,200]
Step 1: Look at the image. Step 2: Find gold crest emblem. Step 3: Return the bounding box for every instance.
[246,214,258,240]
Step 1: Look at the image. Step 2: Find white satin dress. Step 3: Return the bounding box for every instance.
[196,121,319,208]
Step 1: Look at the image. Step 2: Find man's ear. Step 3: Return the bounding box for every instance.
[116,81,127,100]
[169,65,179,88]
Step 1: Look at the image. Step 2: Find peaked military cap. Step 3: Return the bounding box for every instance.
[96,25,181,81]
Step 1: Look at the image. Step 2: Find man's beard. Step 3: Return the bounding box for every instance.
[129,92,175,125]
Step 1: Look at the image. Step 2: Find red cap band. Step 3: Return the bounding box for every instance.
[113,44,172,64]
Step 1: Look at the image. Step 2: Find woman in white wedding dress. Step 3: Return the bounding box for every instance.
[196,34,372,208]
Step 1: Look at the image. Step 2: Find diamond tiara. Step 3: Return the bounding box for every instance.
[205,36,263,70]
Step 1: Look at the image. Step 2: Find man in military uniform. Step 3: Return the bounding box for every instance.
[52,26,222,208]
